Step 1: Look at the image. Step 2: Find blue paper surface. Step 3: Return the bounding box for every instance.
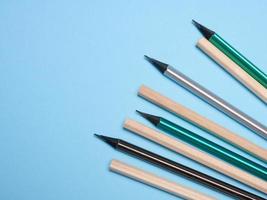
[0,0,266,199]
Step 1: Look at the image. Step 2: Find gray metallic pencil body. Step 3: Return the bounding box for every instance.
[145,55,267,139]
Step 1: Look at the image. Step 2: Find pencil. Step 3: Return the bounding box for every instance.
[144,55,267,139]
[192,20,267,89]
[138,85,267,161]
[123,119,267,193]
[136,110,267,180]
[197,37,267,103]
[110,159,216,200]
[96,134,265,199]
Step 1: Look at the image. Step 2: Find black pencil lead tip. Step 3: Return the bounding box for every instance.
[192,19,200,27]
[94,133,103,139]
[94,134,118,148]
[192,20,215,40]
[144,55,168,74]
[144,55,150,60]
[136,110,160,126]
[136,110,144,115]
[94,134,107,143]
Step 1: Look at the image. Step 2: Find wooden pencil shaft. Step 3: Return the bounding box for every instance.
[110,159,216,200]
[163,65,267,139]
[123,119,267,193]
[138,85,267,161]
[113,138,265,199]
[197,37,267,103]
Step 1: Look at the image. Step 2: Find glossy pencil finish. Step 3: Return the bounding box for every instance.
[144,55,267,139]
[137,111,267,181]
[95,134,265,200]
[192,20,267,89]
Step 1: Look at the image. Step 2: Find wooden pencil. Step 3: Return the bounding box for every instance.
[197,37,267,103]
[123,119,267,194]
[110,159,216,200]
[138,85,267,162]
[144,55,267,139]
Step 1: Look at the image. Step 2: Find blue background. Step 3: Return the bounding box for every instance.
[0,0,266,199]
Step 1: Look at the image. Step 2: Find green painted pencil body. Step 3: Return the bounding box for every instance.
[137,110,267,180]
[160,118,267,180]
[193,20,267,88]
[158,118,267,180]
[210,34,267,88]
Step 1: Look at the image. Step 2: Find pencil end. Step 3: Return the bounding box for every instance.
[94,134,118,148]
[94,134,105,141]
[192,19,215,40]
[144,55,168,74]
[136,110,160,126]
[192,19,200,28]
[144,55,150,60]
[136,110,144,116]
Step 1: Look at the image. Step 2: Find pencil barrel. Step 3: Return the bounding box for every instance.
[117,140,265,200]
[158,118,267,180]
[164,66,267,139]
[210,34,267,88]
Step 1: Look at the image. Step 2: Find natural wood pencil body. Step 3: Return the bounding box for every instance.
[123,119,267,193]
[110,159,216,200]
[138,85,267,161]
[197,37,267,103]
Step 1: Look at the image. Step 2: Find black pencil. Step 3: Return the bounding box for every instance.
[94,134,265,200]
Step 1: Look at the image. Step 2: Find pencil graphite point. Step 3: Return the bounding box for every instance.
[144,55,168,74]
[192,19,201,29]
[136,110,160,126]
[94,133,103,139]
[94,134,118,148]
[192,19,215,40]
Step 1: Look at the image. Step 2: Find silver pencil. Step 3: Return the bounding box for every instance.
[144,55,267,139]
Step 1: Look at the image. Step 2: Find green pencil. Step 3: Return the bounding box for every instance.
[193,20,267,88]
[137,110,267,181]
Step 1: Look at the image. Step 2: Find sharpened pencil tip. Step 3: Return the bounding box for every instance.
[94,134,118,148]
[144,55,150,60]
[144,55,168,74]
[136,110,144,116]
[191,20,215,40]
[136,110,160,126]
[94,134,105,141]
[192,19,199,26]
[192,19,200,28]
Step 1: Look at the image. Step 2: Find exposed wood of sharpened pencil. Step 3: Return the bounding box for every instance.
[138,85,267,161]
[197,37,267,103]
[123,119,267,193]
[110,159,216,200]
